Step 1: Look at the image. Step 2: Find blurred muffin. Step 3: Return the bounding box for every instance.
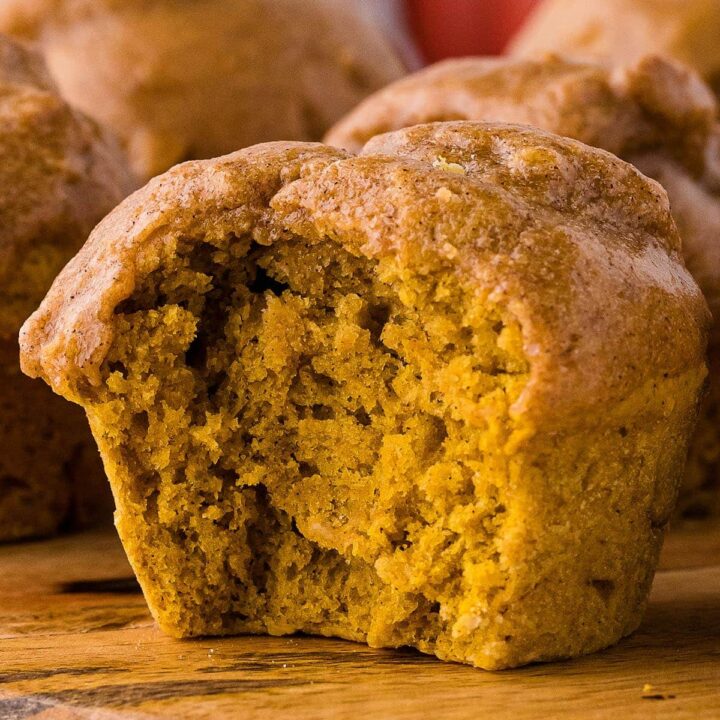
[326,54,720,519]
[509,0,720,96]
[0,33,134,541]
[0,0,408,181]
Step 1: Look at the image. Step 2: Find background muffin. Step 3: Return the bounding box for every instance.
[0,33,134,541]
[327,54,720,519]
[0,0,408,181]
[509,0,720,96]
[20,123,707,668]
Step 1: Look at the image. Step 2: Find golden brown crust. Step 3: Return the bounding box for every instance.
[0,0,407,180]
[326,54,720,516]
[325,55,719,316]
[19,123,708,667]
[509,0,720,91]
[21,124,708,430]
[325,55,717,163]
[0,33,133,540]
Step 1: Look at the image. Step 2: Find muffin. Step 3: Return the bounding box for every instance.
[509,0,720,96]
[327,54,720,518]
[0,0,407,181]
[20,123,708,668]
[0,33,134,541]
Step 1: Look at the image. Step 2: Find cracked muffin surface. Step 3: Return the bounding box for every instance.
[0,33,134,541]
[0,0,407,181]
[327,54,720,519]
[21,123,708,668]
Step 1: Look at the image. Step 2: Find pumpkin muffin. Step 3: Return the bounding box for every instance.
[509,0,720,96]
[21,123,707,668]
[0,0,407,181]
[327,54,720,519]
[0,33,134,541]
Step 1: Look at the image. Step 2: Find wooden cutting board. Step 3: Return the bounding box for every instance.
[0,522,718,719]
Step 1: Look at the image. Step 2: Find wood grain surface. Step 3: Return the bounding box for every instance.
[0,522,718,720]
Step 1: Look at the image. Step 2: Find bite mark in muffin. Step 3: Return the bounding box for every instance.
[20,124,708,667]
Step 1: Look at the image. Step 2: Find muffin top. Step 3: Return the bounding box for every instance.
[0,0,407,180]
[0,33,135,339]
[326,54,718,171]
[326,55,720,326]
[20,122,708,429]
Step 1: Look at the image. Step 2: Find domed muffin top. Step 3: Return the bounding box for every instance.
[20,122,709,428]
[0,33,135,338]
[325,54,720,329]
[326,54,720,179]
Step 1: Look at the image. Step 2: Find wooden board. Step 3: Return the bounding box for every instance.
[0,522,719,720]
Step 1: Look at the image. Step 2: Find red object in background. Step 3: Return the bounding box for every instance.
[404,0,541,63]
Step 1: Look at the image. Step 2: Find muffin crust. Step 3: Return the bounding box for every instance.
[327,54,720,518]
[21,124,708,668]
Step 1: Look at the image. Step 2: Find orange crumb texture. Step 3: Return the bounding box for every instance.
[20,122,708,669]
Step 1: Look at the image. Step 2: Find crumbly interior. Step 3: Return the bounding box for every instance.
[90,231,529,657]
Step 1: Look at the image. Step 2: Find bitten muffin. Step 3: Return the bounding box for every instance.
[327,54,720,519]
[0,33,134,541]
[0,0,407,181]
[509,0,720,96]
[20,123,708,668]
